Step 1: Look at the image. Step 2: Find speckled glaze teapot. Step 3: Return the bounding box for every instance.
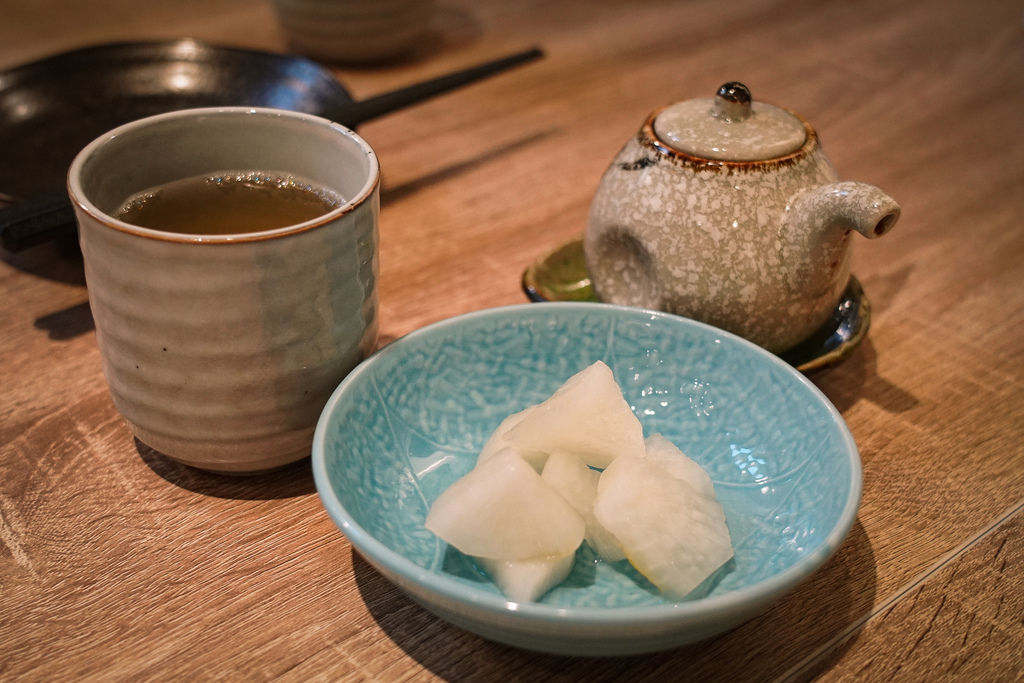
[584,82,900,353]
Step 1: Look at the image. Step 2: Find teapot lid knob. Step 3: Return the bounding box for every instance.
[712,82,753,122]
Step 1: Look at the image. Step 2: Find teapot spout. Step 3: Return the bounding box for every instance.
[791,181,900,239]
[777,181,900,335]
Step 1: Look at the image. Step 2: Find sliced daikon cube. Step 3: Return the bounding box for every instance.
[507,361,644,468]
[476,406,547,472]
[425,448,585,561]
[594,455,733,600]
[644,433,717,500]
[541,450,626,562]
[475,551,576,603]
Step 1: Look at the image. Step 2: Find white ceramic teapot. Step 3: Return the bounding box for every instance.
[584,82,900,353]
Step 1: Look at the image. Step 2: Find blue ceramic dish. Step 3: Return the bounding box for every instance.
[312,303,861,656]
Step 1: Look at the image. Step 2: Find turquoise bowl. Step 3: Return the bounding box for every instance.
[312,303,861,656]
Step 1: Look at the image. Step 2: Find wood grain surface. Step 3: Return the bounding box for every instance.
[2,0,1022,680]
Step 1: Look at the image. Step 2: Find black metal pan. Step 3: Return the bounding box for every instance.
[0,39,542,251]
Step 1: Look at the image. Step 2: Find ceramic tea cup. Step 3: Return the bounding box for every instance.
[68,107,380,473]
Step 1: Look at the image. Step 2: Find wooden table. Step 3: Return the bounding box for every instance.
[2,0,1022,679]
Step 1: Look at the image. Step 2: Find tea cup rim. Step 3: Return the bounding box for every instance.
[67,106,380,244]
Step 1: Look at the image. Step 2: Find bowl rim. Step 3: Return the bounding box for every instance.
[312,302,862,625]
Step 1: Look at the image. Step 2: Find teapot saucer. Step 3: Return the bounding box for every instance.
[522,236,869,373]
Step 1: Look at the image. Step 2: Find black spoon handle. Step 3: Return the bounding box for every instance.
[332,47,544,127]
[0,47,545,253]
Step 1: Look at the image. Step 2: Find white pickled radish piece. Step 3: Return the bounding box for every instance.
[476,406,548,472]
[594,456,733,600]
[643,433,717,500]
[424,448,585,561]
[507,361,645,468]
[475,552,576,603]
[541,450,626,562]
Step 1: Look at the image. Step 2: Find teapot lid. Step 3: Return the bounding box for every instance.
[653,82,807,161]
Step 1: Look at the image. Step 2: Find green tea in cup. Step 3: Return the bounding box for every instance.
[113,171,344,235]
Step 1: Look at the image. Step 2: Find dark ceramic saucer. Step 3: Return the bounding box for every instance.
[522,236,869,373]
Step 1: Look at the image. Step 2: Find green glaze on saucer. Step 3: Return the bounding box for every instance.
[522,236,869,373]
[521,238,595,302]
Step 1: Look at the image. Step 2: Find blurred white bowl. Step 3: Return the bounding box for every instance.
[271,0,436,63]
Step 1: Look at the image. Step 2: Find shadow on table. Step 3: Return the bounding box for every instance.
[809,263,919,415]
[810,337,919,416]
[137,439,316,499]
[351,519,878,680]
[34,299,94,340]
[379,128,557,206]
[1,237,85,285]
